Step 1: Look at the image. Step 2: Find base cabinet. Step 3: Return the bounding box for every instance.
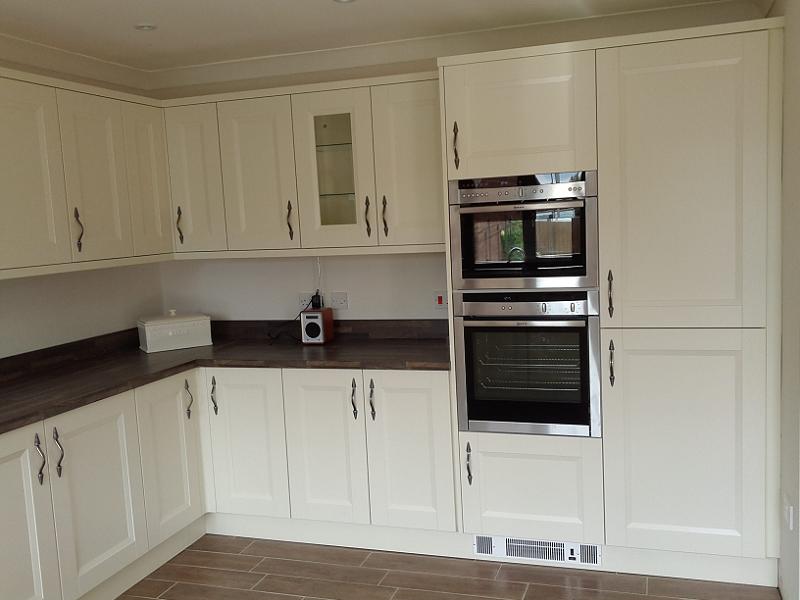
[460,432,605,544]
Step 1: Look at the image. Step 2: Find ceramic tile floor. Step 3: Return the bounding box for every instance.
[117,535,782,600]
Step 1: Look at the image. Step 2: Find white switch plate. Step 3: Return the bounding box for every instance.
[330,291,349,310]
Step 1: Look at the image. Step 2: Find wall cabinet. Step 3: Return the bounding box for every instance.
[44,391,147,600]
[602,328,766,558]
[443,51,597,179]
[0,422,61,600]
[206,368,290,517]
[57,90,133,262]
[165,104,228,252]
[459,432,605,544]
[597,32,768,328]
[0,78,71,270]
[135,371,203,548]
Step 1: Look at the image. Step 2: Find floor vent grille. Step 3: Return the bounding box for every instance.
[474,535,601,567]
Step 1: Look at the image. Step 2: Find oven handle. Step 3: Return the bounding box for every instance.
[461,319,586,328]
[456,200,584,214]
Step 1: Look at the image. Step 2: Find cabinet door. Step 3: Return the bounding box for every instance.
[218,96,300,250]
[0,78,70,270]
[443,51,597,179]
[365,370,455,531]
[372,81,444,245]
[123,102,173,256]
[135,371,203,547]
[165,104,228,252]
[460,432,604,544]
[57,90,133,261]
[602,329,766,557]
[0,422,61,600]
[207,368,290,517]
[283,369,370,523]
[45,391,147,600]
[292,88,377,248]
[597,32,768,328]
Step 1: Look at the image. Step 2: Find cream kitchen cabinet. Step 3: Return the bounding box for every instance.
[206,368,290,517]
[292,88,377,248]
[0,78,71,270]
[123,102,173,256]
[57,90,133,262]
[597,32,768,328]
[371,81,444,245]
[165,104,228,252]
[218,96,300,250]
[45,390,147,600]
[0,422,61,600]
[135,371,203,547]
[459,432,605,544]
[442,51,597,180]
[365,370,455,531]
[602,328,767,558]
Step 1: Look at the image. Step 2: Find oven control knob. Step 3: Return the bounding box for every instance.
[541,303,547,313]
[570,302,576,313]
[501,306,506,310]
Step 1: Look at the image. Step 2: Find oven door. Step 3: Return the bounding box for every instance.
[450,198,598,290]
[454,316,601,437]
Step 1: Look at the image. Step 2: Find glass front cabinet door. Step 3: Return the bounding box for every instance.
[292,88,377,248]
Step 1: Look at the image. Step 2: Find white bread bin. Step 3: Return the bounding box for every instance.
[137,310,212,353]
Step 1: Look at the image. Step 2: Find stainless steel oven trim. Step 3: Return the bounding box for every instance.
[453,290,600,318]
[451,171,597,206]
[462,319,585,328]
[470,421,591,436]
[457,199,585,214]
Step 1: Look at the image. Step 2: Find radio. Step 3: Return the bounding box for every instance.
[301,308,334,344]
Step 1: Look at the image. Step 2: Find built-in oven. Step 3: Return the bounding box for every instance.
[449,171,597,290]
[453,290,601,437]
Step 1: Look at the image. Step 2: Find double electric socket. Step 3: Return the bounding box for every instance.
[298,291,349,310]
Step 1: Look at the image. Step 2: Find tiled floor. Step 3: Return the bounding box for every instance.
[118,535,781,600]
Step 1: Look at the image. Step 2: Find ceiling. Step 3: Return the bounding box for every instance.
[0,0,772,72]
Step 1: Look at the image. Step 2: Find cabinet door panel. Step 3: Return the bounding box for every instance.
[372,81,444,245]
[0,422,61,600]
[598,32,768,327]
[365,370,455,531]
[0,78,70,269]
[443,51,597,179]
[58,90,133,261]
[602,329,766,557]
[207,368,290,517]
[218,96,299,249]
[283,369,370,523]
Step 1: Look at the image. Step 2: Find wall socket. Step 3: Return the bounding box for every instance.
[298,292,317,310]
[329,291,349,310]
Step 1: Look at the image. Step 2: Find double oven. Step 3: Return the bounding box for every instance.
[450,171,601,437]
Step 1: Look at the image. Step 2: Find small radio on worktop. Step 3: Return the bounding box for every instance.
[301,308,334,344]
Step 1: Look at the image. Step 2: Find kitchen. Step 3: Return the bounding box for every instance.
[0,1,797,600]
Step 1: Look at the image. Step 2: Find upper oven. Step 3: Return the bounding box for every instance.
[449,171,598,290]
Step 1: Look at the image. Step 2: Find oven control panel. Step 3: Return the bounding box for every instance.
[452,171,597,206]
[454,290,600,318]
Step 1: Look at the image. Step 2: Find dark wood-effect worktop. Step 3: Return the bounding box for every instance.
[0,320,450,436]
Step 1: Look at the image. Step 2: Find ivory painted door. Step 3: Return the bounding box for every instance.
[283,369,370,523]
[365,370,455,531]
[218,96,300,249]
[292,88,377,248]
[165,104,228,251]
[0,422,61,600]
[123,102,173,256]
[0,78,70,270]
[135,371,203,547]
[460,432,604,544]
[45,391,147,600]
[57,90,133,261]
[443,51,597,179]
[371,81,444,245]
[602,328,766,557]
[207,368,290,517]
[597,32,769,328]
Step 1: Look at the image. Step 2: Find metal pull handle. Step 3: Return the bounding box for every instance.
[176,206,184,244]
[607,270,615,318]
[53,427,64,478]
[364,196,372,238]
[184,379,194,419]
[211,376,219,415]
[369,379,376,421]
[286,201,294,241]
[466,441,473,485]
[74,207,84,252]
[453,121,460,170]
[34,433,46,485]
[381,196,388,238]
[350,378,358,420]
[609,339,616,387]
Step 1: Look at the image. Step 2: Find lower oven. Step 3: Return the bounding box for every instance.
[453,291,601,437]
